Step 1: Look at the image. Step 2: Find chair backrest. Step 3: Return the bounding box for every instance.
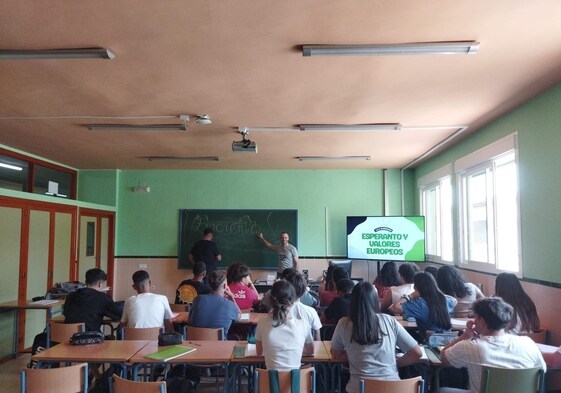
[359,376,424,393]
[520,327,548,344]
[110,374,166,393]
[169,303,189,312]
[254,367,315,393]
[480,365,545,393]
[21,362,88,393]
[121,326,162,340]
[185,326,223,341]
[47,321,85,345]
[452,302,473,318]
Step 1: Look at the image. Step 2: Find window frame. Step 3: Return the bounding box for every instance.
[0,147,77,199]
[418,164,454,264]
[455,133,521,275]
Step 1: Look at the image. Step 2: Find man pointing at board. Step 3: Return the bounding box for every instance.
[257,231,299,274]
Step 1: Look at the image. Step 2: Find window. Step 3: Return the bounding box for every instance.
[0,148,76,199]
[418,164,453,263]
[456,134,520,273]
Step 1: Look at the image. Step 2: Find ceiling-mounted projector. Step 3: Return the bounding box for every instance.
[232,128,258,153]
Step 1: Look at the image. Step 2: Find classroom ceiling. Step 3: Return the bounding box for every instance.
[1,1,561,170]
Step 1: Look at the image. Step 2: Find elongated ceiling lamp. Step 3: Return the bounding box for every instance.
[302,41,479,57]
[0,47,115,60]
[147,156,219,161]
[297,156,371,161]
[239,123,401,132]
[87,124,187,131]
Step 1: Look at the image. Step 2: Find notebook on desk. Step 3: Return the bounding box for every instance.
[28,299,58,306]
[145,345,196,361]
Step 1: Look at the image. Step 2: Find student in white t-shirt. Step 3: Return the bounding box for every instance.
[255,280,314,371]
[440,297,545,393]
[120,270,173,332]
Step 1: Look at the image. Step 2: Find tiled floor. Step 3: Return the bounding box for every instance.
[0,354,240,392]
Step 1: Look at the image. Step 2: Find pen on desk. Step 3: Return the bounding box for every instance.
[187,341,201,346]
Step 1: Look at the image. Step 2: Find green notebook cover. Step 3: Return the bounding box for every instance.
[144,345,196,361]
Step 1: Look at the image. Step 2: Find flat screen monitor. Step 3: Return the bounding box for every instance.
[346,216,426,262]
[329,259,352,279]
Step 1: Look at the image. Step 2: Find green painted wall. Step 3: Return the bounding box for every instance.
[115,169,385,258]
[415,82,561,283]
[78,169,119,206]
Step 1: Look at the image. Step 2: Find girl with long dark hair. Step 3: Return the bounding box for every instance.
[436,265,484,304]
[331,282,422,393]
[255,280,314,370]
[373,261,401,301]
[390,272,456,338]
[495,272,540,334]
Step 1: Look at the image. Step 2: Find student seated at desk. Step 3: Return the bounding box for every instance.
[255,280,314,370]
[318,265,349,307]
[437,266,484,306]
[320,278,355,325]
[188,270,241,340]
[495,272,540,334]
[440,297,545,393]
[120,270,173,332]
[389,272,456,340]
[373,261,401,302]
[64,268,123,332]
[175,261,211,305]
[330,282,422,393]
[227,263,259,310]
[380,262,419,313]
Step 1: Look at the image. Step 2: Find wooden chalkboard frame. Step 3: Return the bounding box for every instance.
[178,209,298,269]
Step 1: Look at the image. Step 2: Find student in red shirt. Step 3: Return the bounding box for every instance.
[227,263,259,310]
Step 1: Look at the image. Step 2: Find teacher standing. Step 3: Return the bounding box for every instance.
[257,231,299,274]
[189,228,222,275]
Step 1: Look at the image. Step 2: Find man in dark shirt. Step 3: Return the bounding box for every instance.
[175,261,211,304]
[189,228,222,275]
[63,268,122,332]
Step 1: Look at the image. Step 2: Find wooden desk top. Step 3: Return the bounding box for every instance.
[32,340,151,363]
[172,312,267,325]
[230,341,331,363]
[129,340,237,364]
[392,315,471,330]
[0,299,63,310]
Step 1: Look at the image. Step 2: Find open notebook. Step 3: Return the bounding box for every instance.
[144,345,196,362]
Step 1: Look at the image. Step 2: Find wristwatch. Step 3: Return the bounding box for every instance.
[401,294,411,302]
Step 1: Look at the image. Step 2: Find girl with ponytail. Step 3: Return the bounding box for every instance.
[255,280,314,370]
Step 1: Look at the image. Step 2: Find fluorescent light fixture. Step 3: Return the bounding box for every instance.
[147,156,219,161]
[297,156,371,161]
[0,162,23,171]
[299,123,401,131]
[87,124,187,131]
[238,126,300,132]
[302,41,479,57]
[0,47,115,60]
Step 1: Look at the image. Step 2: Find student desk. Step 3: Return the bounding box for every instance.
[31,339,152,375]
[129,340,237,391]
[392,315,471,330]
[171,312,264,326]
[0,299,63,356]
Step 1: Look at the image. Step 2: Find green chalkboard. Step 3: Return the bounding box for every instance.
[178,209,298,269]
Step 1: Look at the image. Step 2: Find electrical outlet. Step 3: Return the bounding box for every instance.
[151,285,156,290]
[139,263,147,269]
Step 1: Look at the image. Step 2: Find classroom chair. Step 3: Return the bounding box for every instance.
[46,321,85,347]
[121,326,162,340]
[169,303,189,312]
[109,374,166,393]
[520,327,548,344]
[20,362,89,392]
[479,365,544,393]
[359,376,424,393]
[184,326,224,393]
[254,367,316,393]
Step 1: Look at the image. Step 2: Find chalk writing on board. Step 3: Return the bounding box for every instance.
[191,214,258,235]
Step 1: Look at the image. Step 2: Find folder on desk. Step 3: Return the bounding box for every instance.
[145,345,196,361]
